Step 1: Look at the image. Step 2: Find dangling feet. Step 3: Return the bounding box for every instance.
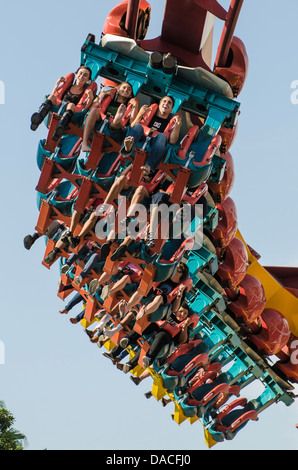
[44,248,61,264]
[52,110,73,141]
[123,136,134,155]
[110,244,128,261]
[23,232,40,250]
[112,103,126,127]
[30,99,52,131]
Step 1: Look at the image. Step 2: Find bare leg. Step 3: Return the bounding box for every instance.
[111,104,126,130]
[82,107,101,152]
[77,211,99,239]
[103,175,130,206]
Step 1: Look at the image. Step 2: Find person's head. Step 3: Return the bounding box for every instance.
[174,302,190,322]
[75,66,92,85]
[117,81,133,100]
[158,95,175,116]
[175,262,189,280]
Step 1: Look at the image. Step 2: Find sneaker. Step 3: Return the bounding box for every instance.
[23,234,34,250]
[130,376,141,386]
[122,363,132,374]
[89,279,100,295]
[44,250,57,264]
[120,337,129,348]
[74,275,83,285]
[94,308,106,320]
[110,244,127,261]
[97,335,106,348]
[101,285,110,301]
[60,230,71,245]
[102,351,117,364]
[84,329,93,338]
[61,264,70,274]
[146,237,155,248]
[69,236,80,249]
[142,356,151,368]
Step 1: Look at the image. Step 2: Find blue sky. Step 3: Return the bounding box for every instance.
[1,0,298,450]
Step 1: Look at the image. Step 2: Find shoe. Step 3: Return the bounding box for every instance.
[52,110,73,141]
[110,245,127,261]
[23,234,34,250]
[122,363,132,374]
[142,356,151,368]
[146,236,155,248]
[60,230,71,245]
[89,279,100,295]
[130,376,141,386]
[102,351,118,365]
[74,275,83,285]
[30,99,52,131]
[68,236,80,249]
[44,250,58,264]
[144,391,152,399]
[84,329,93,338]
[101,285,110,301]
[97,335,107,348]
[94,308,106,320]
[100,241,112,259]
[61,264,70,274]
[120,337,129,348]
[69,318,79,324]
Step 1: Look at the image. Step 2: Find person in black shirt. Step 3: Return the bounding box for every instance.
[122,95,182,175]
[81,81,139,151]
[30,66,94,134]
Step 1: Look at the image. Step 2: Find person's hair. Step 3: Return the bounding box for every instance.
[176,262,189,280]
[180,301,190,313]
[76,66,92,80]
[117,81,134,97]
[161,95,175,108]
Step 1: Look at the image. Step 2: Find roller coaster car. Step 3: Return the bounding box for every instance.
[227,274,266,325]
[208,151,235,204]
[210,197,238,250]
[102,0,151,41]
[160,339,210,391]
[214,37,249,98]
[208,398,258,442]
[247,308,291,356]
[215,237,248,290]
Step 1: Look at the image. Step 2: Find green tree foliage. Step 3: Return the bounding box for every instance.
[0,401,27,450]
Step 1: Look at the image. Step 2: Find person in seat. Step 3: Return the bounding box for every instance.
[30,66,95,139]
[122,95,182,176]
[81,81,139,152]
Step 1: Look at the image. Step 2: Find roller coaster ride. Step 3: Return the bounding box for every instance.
[26,0,298,447]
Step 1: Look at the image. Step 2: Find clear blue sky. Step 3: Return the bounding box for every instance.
[1,0,298,450]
